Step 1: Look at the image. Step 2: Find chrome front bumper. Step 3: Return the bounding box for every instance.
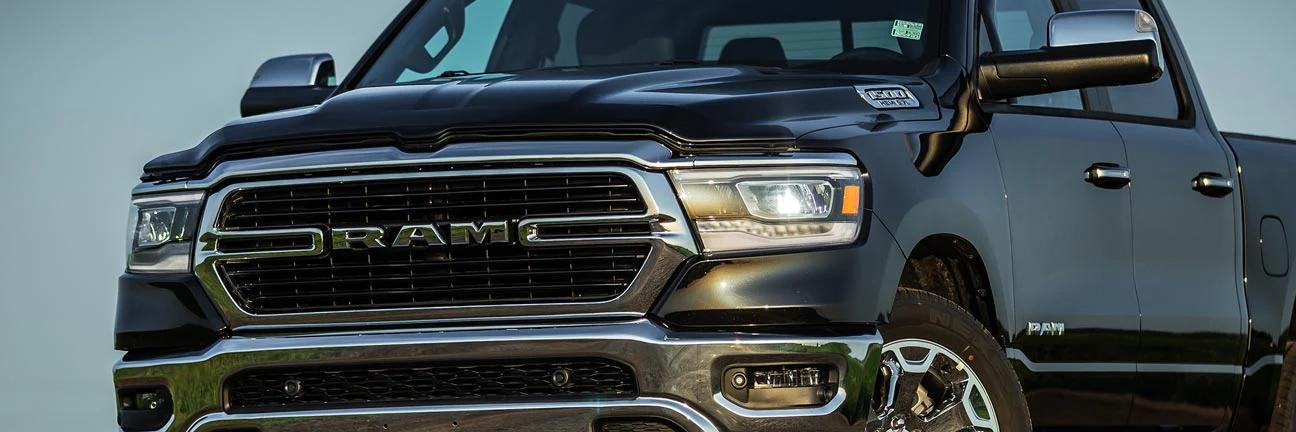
[114,319,882,432]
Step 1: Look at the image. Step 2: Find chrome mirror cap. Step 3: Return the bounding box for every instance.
[1049,9,1160,50]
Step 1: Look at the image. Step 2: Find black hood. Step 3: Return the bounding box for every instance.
[143,66,940,181]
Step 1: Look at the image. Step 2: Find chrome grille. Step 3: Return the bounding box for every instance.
[212,172,655,314]
[193,162,700,329]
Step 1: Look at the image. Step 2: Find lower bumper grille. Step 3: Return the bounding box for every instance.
[226,358,637,412]
[598,419,685,432]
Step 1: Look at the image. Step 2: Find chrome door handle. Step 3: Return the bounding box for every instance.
[1085,163,1132,189]
[1192,173,1234,198]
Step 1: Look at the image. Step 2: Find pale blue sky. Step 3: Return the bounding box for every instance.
[0,1,1291,430]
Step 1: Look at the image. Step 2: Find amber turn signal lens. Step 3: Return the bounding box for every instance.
[842,185,861,216]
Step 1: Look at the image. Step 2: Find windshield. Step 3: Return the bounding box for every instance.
[358,0,945,87]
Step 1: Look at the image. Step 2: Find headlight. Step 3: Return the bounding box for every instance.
[671,167,864,255]
[127,192,204,273]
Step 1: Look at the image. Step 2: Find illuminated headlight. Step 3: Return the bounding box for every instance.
[127,192,203,273]
[671,167,864,255]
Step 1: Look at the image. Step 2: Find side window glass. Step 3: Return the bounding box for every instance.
[988,0,1083,110]
[1069,0,1181,119]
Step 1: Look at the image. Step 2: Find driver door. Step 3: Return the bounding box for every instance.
[981,0,1140,427]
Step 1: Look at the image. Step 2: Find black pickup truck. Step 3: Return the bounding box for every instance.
[113,1,1296,431]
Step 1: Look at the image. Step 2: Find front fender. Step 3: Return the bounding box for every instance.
[653,215,907,329]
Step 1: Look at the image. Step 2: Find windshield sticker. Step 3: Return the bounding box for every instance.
[892,20,925,40]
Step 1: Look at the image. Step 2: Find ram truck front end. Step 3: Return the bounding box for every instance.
[115,136,918,432]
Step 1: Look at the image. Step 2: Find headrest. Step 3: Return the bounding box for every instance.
[577,8,673,65]
[718,37,787,68]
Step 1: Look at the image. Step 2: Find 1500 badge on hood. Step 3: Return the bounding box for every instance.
[856,85,921,109]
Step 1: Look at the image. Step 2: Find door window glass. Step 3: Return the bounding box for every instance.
[987,0,1083,110]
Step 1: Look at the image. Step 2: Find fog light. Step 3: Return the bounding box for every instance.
[730,371,748,389]
[117,387,173,431]
[119,390,164,410]
[721,364,839,410]
[138,391,164,410]
[753,366,827,389]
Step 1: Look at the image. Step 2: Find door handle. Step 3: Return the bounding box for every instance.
[1085,163,1132,189]
[1192,173,1235,198]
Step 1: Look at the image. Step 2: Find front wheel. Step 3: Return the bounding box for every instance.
[867,289,1032,432]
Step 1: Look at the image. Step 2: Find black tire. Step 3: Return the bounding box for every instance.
[879,288,1033,432]
[1270,342,1296,431]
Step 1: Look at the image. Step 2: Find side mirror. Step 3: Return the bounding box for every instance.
[978,10,1163,101]
[240,53,337,117]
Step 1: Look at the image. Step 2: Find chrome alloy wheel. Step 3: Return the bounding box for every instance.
[868,339,1000,432]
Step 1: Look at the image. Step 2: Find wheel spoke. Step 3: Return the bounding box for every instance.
[872,339,1001,432]
[963,382,999,432]
[889,344,939,374]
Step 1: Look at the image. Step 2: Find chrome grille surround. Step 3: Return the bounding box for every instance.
[212,172,654,314]
[193,164,696,331]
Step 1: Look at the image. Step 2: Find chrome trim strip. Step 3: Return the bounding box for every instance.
[197,227,325,261]
[193,166,696,331]
[134,140,858,195]
[185,398,721,432]
[1007,348,1243,375]
[1244,354,1285,377]
[120,320,872,368]
[1138,363,1243,375]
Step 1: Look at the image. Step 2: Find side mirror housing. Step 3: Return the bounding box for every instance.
[240,53,337,117]
[978,10,1163,101]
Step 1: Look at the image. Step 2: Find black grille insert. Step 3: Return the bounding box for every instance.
[226,358,637,412]
[218,173,646,230]
[219,244,650,313]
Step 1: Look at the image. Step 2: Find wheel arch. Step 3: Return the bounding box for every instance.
[899,234,1008,345]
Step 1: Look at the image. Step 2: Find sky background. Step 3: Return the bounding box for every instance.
[0,1,1292,430]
